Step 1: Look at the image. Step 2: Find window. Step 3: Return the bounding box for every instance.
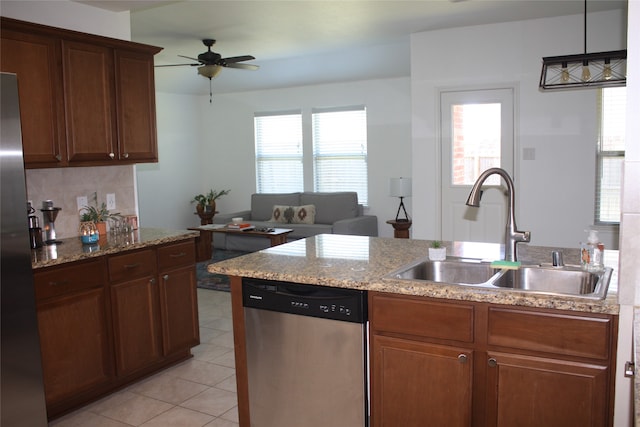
[254,106,369,205]
[312,106,368,205]
[254,111,303,193]
[596,87,626,224]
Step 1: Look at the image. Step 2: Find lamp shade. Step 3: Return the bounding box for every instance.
[390,177,412,198]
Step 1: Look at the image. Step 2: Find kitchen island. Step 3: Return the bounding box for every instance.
[31,228,201,419]
[208,234,620,426]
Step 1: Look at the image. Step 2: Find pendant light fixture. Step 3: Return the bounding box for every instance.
[539,0,626,90]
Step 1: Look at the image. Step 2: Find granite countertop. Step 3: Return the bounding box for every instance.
[32,228,199,269]
[207,234,619,315]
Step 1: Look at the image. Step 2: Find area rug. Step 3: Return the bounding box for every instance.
[196,249,250,292]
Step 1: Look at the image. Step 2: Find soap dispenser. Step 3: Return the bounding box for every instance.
[581,229,604,272]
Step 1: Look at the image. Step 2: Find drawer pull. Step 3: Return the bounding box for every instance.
[162,274,169,281]
[169,252,187,258]
[109,152,115,159]
[458,354,468,364]
[124,263,140,269]
[488,358,497,368]
[49,280,69,286]
[150,278,156,285]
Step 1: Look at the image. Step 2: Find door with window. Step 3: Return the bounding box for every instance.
[440,88,514,243]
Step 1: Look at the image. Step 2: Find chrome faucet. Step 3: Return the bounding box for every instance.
[466,168,531,262]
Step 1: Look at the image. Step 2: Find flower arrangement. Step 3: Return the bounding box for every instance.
[192,189,231,212]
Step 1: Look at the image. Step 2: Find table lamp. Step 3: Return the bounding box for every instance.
[390,177,411,222]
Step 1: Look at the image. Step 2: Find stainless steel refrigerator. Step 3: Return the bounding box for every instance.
[1,72,49,426]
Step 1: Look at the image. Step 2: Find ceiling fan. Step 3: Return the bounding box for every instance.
[156,38,259,101]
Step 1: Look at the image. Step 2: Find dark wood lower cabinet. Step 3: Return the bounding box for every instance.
[34,238,199,419]
[111,277,163,376]
[369,291,617,427]
[486,352,608,427]
[37,287,112,404]
[371,335,472,426]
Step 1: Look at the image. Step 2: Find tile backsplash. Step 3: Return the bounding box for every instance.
[26,165,137,239]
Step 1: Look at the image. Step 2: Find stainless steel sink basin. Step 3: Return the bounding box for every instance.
[491,266,612,299]
[389,258,495,285]
[387,257,613,300]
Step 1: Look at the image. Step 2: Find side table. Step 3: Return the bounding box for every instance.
[386,220,412,239]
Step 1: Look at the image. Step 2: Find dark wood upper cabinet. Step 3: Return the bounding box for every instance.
[0,17,161,168]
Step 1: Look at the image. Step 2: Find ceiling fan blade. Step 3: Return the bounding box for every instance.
[225,63,259,70]
[222,55,256,64]
[178,54,201,62]
[155,63,200,67]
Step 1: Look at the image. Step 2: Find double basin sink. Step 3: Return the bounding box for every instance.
[387,257,612,299]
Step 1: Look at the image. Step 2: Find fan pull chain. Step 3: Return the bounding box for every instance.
[209,79,213,103]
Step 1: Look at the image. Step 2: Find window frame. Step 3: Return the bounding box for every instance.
[595,87,626,226]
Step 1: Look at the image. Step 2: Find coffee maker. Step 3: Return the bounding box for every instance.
[27,202,42,249]
[40,200,62,245]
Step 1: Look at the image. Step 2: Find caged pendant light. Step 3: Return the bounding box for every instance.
[539,0,626,91]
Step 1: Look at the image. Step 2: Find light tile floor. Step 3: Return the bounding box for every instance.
[49,289,239,427]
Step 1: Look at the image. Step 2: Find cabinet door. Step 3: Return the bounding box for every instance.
[0,29,66,166]
[371,335,473,427]
[159,266,200,355]
[114,49,158,163]
[110,276,162,376]
[62,40,117,163]
[485,351,609,427]
[37,288,113,404]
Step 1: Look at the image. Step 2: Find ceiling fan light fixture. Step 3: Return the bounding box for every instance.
[197,64,223,79]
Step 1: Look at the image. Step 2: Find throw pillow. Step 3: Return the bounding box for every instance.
[270,205,316,224]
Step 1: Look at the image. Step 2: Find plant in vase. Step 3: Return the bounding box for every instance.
[192,189,230,224]
[428,240,447,261]
[79,192,120,237]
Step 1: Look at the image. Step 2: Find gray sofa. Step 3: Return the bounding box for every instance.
[212,192,378,251]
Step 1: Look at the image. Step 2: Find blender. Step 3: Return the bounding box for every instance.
[41,200,62,245]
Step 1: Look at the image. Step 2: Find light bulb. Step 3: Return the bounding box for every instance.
[561,62,570,82]
[603,59,612,80]
[581,61,591,82]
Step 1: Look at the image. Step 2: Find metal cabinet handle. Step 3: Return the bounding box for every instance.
[55,154,62,161]
[488,358,497,368]
[169,252,186,258]
[124,263,140,269]
[162,274,169,281]
[123,153,129,159]
[150,278,156,285]
[458,354,468,364]
[109,152,115,159]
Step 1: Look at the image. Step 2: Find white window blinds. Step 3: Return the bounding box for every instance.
[312,106,368,205]
[254,111,303,193]
[596,87,626,224]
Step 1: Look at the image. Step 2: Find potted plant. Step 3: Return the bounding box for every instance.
[192,189,230,224]
[428,240,447,261]
[79,192,119,237]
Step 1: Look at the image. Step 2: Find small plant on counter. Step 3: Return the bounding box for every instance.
[430,240,443,248]
[428,240,446,261]
[79,192,120,223]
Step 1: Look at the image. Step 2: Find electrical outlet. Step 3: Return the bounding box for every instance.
[77,196,88,211]
[106,193,116,210]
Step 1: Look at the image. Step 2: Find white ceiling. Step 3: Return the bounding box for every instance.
[76,0,627,96]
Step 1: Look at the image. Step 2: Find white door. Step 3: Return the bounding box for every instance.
[440,88,515,243]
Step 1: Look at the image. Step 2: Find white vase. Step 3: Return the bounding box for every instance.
[428,247,447,261]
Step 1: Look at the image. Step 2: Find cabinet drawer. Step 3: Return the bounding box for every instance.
[487,307,613,360]
[108,249,156,282]
[158,240,195,271]
[370,293,474,343]
[34,259,106,301]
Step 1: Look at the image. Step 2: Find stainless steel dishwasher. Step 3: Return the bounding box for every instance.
[242,277,368,427]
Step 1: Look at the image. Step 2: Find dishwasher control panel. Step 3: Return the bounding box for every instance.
[242,278,367,323]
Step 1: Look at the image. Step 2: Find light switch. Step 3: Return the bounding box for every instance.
[77,196,88,211]
[522,147,536,161]
[106,193,116,210]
